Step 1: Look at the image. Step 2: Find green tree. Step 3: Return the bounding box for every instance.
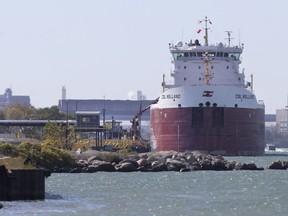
[42,122,76,150]
[34,106,67,120]
[2,103,36,120]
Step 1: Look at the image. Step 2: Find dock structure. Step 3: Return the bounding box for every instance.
[0,165,50,201]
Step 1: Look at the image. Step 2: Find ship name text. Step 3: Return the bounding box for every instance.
[235,94,255,100]
[162,94,181,99]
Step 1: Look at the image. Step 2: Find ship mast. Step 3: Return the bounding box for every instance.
[204,52,211,85]
[202,16,212,84]
[203,16,212,46]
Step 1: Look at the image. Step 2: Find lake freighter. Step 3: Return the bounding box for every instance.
[150,17,265,156]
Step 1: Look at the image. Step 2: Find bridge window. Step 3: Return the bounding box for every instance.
[190,52,197,57]
[196,52,204,57]
[217,52,223,57]
[208,52,216,57]
[172,52,184,60]
[229,53,240,60]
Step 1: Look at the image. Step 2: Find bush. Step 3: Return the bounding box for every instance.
[17,141,42,163]
[39,145,76,169]
[0,141,76,171]
[0,143,19,157]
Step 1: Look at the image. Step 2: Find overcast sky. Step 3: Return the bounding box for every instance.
[0,0,286,113]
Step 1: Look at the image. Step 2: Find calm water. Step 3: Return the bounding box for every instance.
[1,150,288,216]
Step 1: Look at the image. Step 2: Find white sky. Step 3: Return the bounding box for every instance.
[0,0,286,114]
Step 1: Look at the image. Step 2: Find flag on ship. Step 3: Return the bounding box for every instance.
[202,91,213,97]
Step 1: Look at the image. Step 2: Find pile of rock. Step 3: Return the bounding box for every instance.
[67,150,264,173]
[268,160,288,170]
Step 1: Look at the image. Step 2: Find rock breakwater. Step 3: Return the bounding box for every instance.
[53,150,269,173]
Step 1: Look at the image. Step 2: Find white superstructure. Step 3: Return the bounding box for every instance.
[157,17,264,110]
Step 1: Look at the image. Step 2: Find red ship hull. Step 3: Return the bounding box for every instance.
[150,107,265,156]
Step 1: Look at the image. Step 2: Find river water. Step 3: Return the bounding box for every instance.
[1,149,288,216]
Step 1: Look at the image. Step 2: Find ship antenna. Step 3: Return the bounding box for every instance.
[225,31,234,47]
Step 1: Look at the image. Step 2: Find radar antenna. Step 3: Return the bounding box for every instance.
[225,31,234,47]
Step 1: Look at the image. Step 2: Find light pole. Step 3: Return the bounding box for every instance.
[76,100,79,113]
[177,124,180,152]
[285,105,288,133]
[66,100,70,147]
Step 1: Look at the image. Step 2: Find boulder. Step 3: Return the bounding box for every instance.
[137,166,149,172]
[225,161,237,170]
[186,154,197,164]
[78,159,88,165]
[138,153,149,159]
[116,162,138,172]
[199,159,213,170]
[268,161,288,170]
[69,167,83,173]
[137,158,149,167]
[279,160,288,169]
[211,159,228,171]
[166,159,185,171]
[87,156,102,164]
[237,163,264,170]
[81,167,89,173]
[147,156,157,164]
[91,160,106,166]
[97,162,116,172]
[87,165,98,173]
[0,202,3,209]
[235,162,243,170]
[151,162,167,172]
[119,159,138,168]
[128,155,141,161]
[189,162,201,171]
[180,167,191,172]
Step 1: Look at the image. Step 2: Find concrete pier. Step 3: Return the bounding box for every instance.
[0,165,50,201]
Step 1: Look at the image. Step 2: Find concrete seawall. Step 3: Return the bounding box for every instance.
[0,165,50,201]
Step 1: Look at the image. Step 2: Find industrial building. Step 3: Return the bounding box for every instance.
[0,88,30,108]
[58,99,152,121]
[58,86,152,121]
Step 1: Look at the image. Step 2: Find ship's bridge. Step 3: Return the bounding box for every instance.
[170,42,243,61]
[165,40,246,88]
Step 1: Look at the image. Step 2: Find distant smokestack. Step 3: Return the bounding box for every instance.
[137,90,146,100]
[137,90,142,101]
[62,86,66,100]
